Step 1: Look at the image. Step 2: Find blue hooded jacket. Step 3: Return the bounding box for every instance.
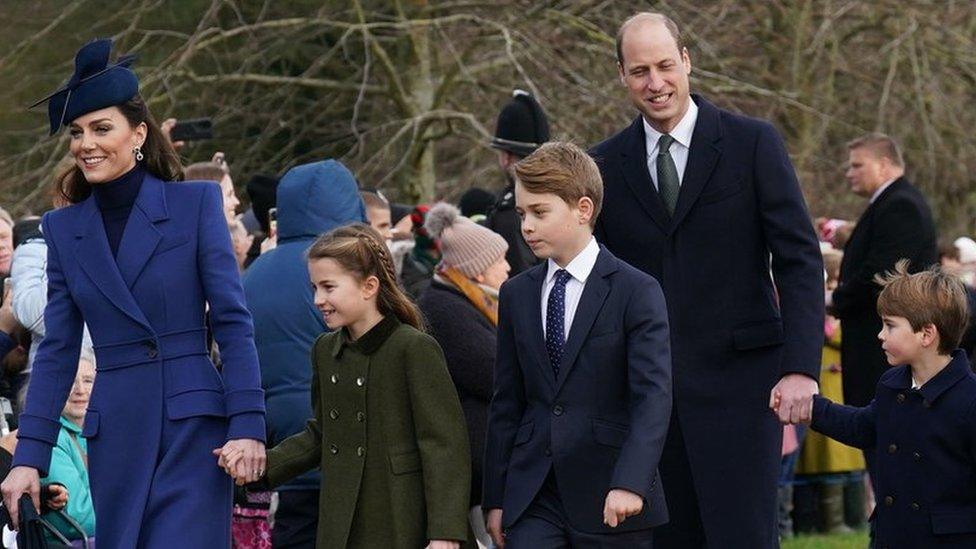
[243,160,366,490]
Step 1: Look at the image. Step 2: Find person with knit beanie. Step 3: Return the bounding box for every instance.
[418,202,510,548]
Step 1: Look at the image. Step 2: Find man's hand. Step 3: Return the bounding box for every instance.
[1,466,40,530]
[212,439,266,485]
[0,280,21,335]
[603,488,644,527]
[486,508,504,548]
[160,118,185,150]
[770,373,819,424]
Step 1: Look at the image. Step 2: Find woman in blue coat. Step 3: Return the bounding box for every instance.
[0,39,267,548]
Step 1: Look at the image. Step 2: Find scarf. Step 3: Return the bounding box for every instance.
[438,267,499,326]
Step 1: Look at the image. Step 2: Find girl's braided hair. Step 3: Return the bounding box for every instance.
[307,223,423,331]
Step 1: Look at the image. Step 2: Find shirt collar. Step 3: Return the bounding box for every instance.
[643,97,699,156]
[59,415,83,435]
[546,237,600,286]
[869,178,897,204]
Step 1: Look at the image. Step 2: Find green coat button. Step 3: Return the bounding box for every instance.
[330,409,339,420]
[329,444,339,455]
[357,412,366,422]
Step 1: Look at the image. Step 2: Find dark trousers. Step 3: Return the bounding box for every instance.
[505,472,654,549]
[272,489,319,549]
[653,412,707,548]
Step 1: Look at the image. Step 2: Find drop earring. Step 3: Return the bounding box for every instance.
[134,145,144,162]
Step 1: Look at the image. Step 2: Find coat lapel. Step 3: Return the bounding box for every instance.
[554,248,615,395]
[116,174,167,289]
[524,264,556,393]
[73,197,151,329]
[618,117,671,232]
[670,94,722,229]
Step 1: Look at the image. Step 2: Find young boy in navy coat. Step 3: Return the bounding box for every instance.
[483,142,672,548]
[783,260,976,547]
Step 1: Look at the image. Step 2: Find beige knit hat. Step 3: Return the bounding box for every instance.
[425,202,508,278]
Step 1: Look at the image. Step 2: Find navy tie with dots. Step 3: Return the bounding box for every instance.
[546,269,573,379]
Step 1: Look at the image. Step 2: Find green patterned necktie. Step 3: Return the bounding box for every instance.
[657,134,680,215]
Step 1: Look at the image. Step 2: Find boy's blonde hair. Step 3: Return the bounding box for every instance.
[513,142,603,228]
[876,260,969,354]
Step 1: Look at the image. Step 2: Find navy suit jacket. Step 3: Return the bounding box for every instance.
[483,245,672,534]
[812,351,976,547]
[591,95,824,545]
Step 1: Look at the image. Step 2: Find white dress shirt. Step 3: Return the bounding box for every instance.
[644,98,699,190]
[869,178,897,204]
[541,237,601,341]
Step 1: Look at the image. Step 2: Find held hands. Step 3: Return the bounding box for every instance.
[603,488,643,527]
[486,508,505,548]
[424,541,460,549]
[770,373,819,425]
[212,439,266,486]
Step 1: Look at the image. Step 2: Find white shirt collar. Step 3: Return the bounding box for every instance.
[546,237,600,285]
[869,178,897,204]
[643,98,699,155]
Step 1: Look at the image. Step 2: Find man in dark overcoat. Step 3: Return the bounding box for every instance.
[590,12,824,548]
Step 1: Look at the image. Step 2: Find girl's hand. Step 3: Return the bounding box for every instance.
[424,541,460,549]
[44,484,68,511]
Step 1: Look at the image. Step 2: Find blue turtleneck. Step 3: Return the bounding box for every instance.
[91,163,146,257]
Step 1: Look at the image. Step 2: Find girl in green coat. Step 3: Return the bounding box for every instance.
[222,223,471,548]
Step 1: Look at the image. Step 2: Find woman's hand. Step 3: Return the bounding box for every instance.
[1,466,40,530]
[213,439,266,485]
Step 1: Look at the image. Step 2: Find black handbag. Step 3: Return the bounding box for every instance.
[1,493,91,549]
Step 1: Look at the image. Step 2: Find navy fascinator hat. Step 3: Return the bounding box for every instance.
[30,38,139,135]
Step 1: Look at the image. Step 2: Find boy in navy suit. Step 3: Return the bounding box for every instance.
[483,142,672,548]
[781,260,976,547]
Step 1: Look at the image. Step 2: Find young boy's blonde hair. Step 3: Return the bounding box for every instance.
[513,142,603,228]
[876,259,969,354]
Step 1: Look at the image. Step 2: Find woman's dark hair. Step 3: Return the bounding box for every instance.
[56,94,183,203]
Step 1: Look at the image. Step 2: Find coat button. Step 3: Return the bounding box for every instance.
[330,374,338,384]
[887,443,897,454]
[896,393,906,403]
[145,340,158,359]
[552,405,564,416]
[356,412,366,422]
[545,447,552,456]
[329,409,339,420]
[356,377,365,387]
[884,495,894,506]
[357,446,365,457]
[913,452,921,461]
[911,502,920,511]
[329,444,338,455]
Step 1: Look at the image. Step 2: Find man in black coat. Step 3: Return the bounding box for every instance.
[591,13,824,547]
[829,133,938,471]
[485,90,550,276]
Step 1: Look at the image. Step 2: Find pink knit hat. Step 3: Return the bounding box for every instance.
[425,202,508,278]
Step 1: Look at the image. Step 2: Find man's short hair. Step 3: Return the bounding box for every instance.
[360,190,390,211]
[616,12,684,66]
[0,207,12,229]
[847,133,904,169]
[876,260,969,354]
[513,141,603,228]
[184,161,227,183]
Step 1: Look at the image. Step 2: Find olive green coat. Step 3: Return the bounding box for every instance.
[265,316,471,548]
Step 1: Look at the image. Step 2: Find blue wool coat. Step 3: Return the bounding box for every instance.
[13,175,266,548]
[812,351,976,548]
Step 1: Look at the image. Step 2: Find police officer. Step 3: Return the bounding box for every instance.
[485,89,550,276]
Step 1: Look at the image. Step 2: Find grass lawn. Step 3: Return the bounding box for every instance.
[782,531,869,549]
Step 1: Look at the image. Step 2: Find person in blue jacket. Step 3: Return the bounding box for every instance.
[242,159,366,547]
[0,39,267,547]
